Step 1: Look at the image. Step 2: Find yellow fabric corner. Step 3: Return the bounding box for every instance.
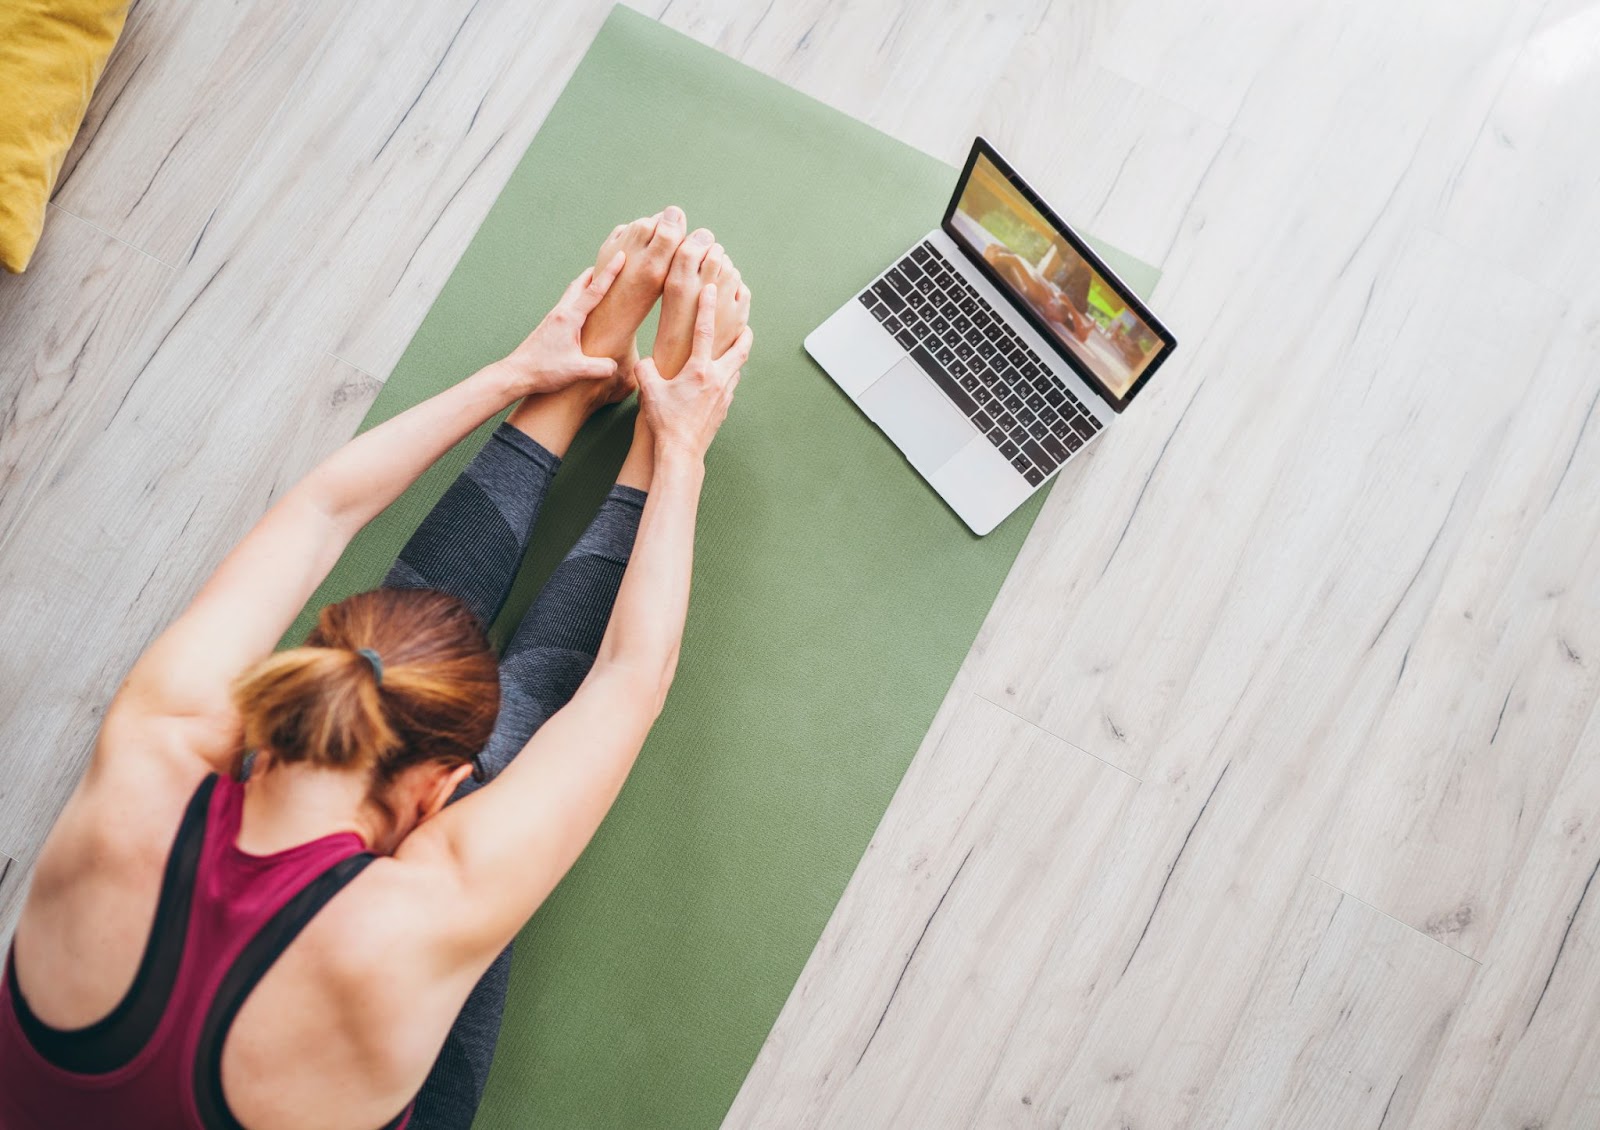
[0,0,129,273]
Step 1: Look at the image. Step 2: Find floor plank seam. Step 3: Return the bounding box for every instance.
[42,202,179,271]
[324,350,385,384]
[972,692,1142,782]
[1309,872,1482,965]
[1421,221,1569,310]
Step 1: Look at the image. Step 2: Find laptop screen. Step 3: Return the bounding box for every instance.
[944,142,1174,408]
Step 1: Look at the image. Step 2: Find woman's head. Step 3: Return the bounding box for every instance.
[232,589,499,846]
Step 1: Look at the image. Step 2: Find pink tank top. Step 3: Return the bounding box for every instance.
[0,774,412,1129]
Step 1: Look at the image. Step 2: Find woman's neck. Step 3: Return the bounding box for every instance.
[237,758,381,855]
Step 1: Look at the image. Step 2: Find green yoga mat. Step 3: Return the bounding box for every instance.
[289,7,1159,1126]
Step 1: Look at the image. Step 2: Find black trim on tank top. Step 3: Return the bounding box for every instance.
[191,851,408,1130]
[8,774,217,1074]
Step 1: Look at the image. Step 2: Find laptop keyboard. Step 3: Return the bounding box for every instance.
[857,241,1102,485]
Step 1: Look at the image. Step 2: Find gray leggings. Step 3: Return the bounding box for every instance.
[382,421,645,1130]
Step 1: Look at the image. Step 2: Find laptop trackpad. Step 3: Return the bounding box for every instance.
[857,356,976,475]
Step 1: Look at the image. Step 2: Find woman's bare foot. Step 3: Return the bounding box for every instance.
[650,228,752,379]
[579,207,688,398]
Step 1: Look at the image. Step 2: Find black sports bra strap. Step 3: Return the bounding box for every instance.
[192,851,405,1130]
[7,774,217,1074]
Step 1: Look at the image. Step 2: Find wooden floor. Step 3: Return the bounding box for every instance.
[4,0,1599,1125]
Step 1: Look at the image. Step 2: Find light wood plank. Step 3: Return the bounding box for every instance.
[52,0,346,266]
[1434,0,1600,298]
[1315,292,1600,958]
[0,207,172,549]
[1191,876,1476,1130]
[1407,704,1600,1129]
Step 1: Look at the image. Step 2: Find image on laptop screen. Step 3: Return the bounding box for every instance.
[949,152,1164,399]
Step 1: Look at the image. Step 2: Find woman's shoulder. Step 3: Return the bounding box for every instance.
[40,729,206,879]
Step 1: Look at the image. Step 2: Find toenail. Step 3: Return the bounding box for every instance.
[690,229,712,246]
[665,205,684,225]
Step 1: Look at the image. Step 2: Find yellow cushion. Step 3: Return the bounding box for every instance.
[0,0,128,273]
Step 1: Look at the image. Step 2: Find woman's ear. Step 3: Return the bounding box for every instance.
[422,761,475,821]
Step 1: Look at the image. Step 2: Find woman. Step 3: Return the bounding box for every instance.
[0,207,753,1130]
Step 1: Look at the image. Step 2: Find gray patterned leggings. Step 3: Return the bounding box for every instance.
[382,421,645,1130]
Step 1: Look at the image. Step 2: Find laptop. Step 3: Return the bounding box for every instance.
[805,137,1177,535]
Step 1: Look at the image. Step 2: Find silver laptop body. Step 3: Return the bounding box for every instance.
[804,138,1176,535]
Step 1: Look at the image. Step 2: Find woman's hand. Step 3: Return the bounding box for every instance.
[635,283,754,462]
[496,252,628,397]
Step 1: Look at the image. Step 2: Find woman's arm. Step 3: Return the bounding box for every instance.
[103,257,625,774]
[403,287,753,953]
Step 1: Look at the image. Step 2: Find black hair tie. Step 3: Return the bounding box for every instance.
[356,648,384,687]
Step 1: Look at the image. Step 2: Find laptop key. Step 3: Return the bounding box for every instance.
[999,440,1020,460]
[1008,452,1032,475]
[1069,415,1097,441]
[908,345,979,417]
[1062,430,1084,453]
[974,410,995,431]
[1022,464,1047,486]
[894,329,917,350]
[875,284,905,312]
[1023,439,1059,471]
[987,426,1007,446]
[1040,432,1070,464]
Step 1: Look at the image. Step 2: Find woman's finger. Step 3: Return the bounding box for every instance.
[716,325,754,377]
[634,356,663,397]
[579,355,619,380]
[690,284,718,365]
[556,266,596,309]
[570,251,625,315]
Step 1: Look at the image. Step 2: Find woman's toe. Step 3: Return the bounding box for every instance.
[700,245,725,285]
[670,230,713,285]
[646,207,688,268]
[626,216,658,245]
